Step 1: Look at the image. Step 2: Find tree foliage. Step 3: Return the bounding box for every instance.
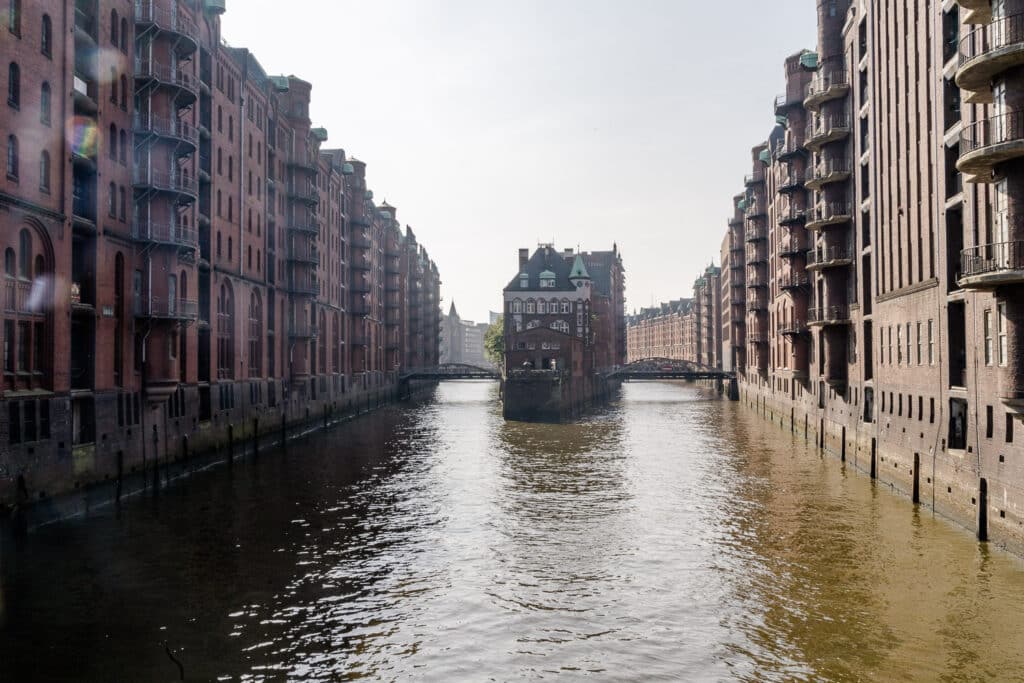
[484,316,504,369]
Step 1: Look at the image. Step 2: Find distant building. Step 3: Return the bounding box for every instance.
[626,299,695,363]
[441,303,493,367]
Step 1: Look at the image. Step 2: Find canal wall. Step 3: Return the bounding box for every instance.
[0,377,438,531]
[503,373,619,422]
[738,379,1024,557]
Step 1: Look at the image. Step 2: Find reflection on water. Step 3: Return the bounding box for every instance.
[2,381,1024,681]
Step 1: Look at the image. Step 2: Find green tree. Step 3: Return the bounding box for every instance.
[484,316,504,369]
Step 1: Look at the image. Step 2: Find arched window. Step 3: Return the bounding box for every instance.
[110,67,117,103]
[8,62,19,108]
[108,123,117,159]
[227,236,232,260]
[526,299,535,314]
[512,299,522,314]
[6,134,17,178]
[40,14,51,57]
[119,129,126,164]
[537,300,546,314]
[120,17,127,52]
[110,9,118,46]
[39,151,49,192]
[248,290,262,377]
[8,0,20,36]
[120,75,127,109]
[39,82,50,125]
[216,189,222,216]
[227,196,232,221]
[18,229,31,278]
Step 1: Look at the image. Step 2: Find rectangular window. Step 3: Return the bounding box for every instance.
[1007,413,1015,443]
[16,321,29,370]
[930,397,935,423]
[986,405,994,439]
[39,398,49,439]
[916,321,922,364]
[896,325,903,364]
[3,319,13,371]
[906,322,911,363]
[928,319,934,364]
[984,309,993,365]
[997,302,1008,366]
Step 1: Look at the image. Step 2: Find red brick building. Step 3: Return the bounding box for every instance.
[0,0,440,506]
[709,0,1024,552]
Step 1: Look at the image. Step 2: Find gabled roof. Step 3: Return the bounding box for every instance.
[504,246,578,292]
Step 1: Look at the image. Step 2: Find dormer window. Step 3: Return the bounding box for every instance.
[520,276,528,288]
[539,269,556,288]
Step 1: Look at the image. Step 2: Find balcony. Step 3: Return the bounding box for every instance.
[132,222,198,250]
[745,245,767,265]
[132,168,198,199]
[134,3,198,55]
[74,7,97,45]
[803,70,850,111]
[745,226,766,242]
[779,236,808,257]
[287,156,318,173]
[289,279,319,296]
[806,244,853,271]
[778,204,807,226]
[805,202,853,231]
[775,91,805,116]
[777,137,807,161]
[748,333,769,345]
[744,171,765,186]
[958,112,1024,182]
[959,241,1024,287]
[136,298,199,321]
[351,233,372,249]
[290,219,319,235]
[804,158,852,191]
[287,243,319,264]
[133,114,199,152]
[134,61,198,103]
[807,305,851,326]
[805,115,850,151]
[288,185,319,205]
[778,169,805,194]
[350,280,372,293]
[351,258,372,271]
[954,0,992,26]
[779,273,810,290]
[72,74,99,114]
[780,321,810,336]
[745,200,767,219]
[957,16,1024,100]
[288,323,319,339]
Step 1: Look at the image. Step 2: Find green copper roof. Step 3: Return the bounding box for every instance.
[569,254,590,280]
[800,51,818,70]
[311,127,328,142]
[737,198,749,211]
[775,115,788,127]
[758,148,772,165]
[539,269,556,279]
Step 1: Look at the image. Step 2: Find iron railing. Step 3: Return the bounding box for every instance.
[960,111,1024,157]
[959,13,1024,68]
[808,305,851,324]
[961,240,1024,278]
[132,221,198,248]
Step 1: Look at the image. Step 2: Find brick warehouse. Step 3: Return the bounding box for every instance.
[0,0,441,509]
[701,0,1024,552]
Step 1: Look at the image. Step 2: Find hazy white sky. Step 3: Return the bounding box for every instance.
[223,1,817,323]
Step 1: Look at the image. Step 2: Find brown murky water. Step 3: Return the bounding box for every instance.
[1,381,1023,681]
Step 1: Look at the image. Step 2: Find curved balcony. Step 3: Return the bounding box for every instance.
[778,204,807,226]
[287,185,319,205]
[351,258,372,271]
[805,115,850,151]
[134,3,198,56]
[958,15,1024,100]
[132,168,198,200]
[777,137,808,161]
[745,245,768,265]
[807,305,851,326]
[804,158,852,191]
[289,219,319,236]
[132,221,198,250]
[959,240,1024,288]
[803,71,850,112]
[136,298,198,321]
[779,236,808,257]
[745,200,767,219]
[958,112,1024,182]
[133,114,199,152]
[134,61,198,103]
[954,0,992,25]
[744,171,765,187]
[778,169,805,194]
[779,273,810,290]
[287,243,319,265]
[289,279,319,296]
[745,226,766,243]
[775,91,805,116]
[780,321,810,336]
[806,245,853,271]
[805,202,853,231]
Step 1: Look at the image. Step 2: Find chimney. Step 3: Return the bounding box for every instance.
[564,248,574,257]
[519,248,529,269]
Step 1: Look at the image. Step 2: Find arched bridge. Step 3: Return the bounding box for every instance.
[400,363,501,381]
[603,358,735,381]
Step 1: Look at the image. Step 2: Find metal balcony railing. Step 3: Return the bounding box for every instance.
[806,244,852,268]
[133,114,199,147]
[804,70,849,103]
[960,240,1024,279]
[134,61,199,96]
[779,273,810,289]
[807,305,851,324]
[134,2,198,49]
[136,298,198,320]
[132,222,198,249]
[132,168,199,196]
[959,13,1024,68]
[807,202,853,227]
[960,111,1024,157]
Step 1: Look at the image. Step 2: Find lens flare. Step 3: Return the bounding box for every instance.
[65,116,98,158]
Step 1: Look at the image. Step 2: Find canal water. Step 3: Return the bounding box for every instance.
[2,381,1024,681]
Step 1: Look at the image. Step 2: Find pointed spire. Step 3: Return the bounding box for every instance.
[569,254,590,280]
[449,301,458,318]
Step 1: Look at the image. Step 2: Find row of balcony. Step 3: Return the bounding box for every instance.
[957,13,1024,99]
[958,111,1024,181]
[134,2,199,56]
